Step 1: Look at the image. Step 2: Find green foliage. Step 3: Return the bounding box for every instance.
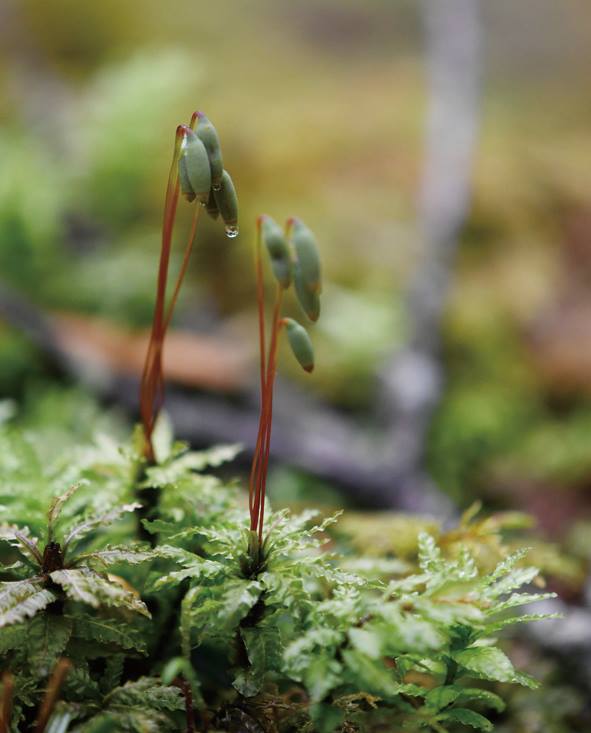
[0,474,154,726]
[0,404,559,731]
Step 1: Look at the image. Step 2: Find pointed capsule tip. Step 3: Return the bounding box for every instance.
[190,110,204,127]
[304,364,314,373]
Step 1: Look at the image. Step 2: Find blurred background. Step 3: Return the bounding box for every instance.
[2,0,591,521]
[1,0,591,709]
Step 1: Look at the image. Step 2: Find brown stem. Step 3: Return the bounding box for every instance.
[172,677,195,733]
[34,659,71,733]
[251,285,283,540]
[140,125,200,462]
[140,129,183,460]
[163,205,201,334]
[0,673,14,733]
[257,295,283,541]
[248,220,267,520]
[250,219,294,537]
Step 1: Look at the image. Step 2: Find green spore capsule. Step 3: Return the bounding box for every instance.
[284,318,314,373]
[262,216,292,288]
[214,170,239,237]
[181,127,211,205]
[205,188,219,220]
[178,154,196,202]
[291,219,321,295]
[195,111,224,189]
[294,267,321,322]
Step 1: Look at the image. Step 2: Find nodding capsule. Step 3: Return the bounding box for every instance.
[294,266,321,322]
[283,318,315,373]
[261,215,292,289]
[214,170,238,229]
[178,154,196,202]
[180,126,211,205]
[194,111,224,189]
[290,218,321,295]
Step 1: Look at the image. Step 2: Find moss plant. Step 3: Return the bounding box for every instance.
[137,111,238,538]
[0,112,562,732]
[247,214,320,564]
[139,111,238,462]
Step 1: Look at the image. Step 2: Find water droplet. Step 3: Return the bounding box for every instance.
[225,225,239,239]
[212,183,222,192]
[200,201,207,207]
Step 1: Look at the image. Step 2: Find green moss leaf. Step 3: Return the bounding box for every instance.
[50,569,149,617]
[440,707,493,731]
[451,646,538,688]
[27,614,73,676]
[0,579,56,627]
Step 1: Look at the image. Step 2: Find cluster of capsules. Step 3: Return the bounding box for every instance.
[248,214,322,542]
[140,110,239,462]
[177,111,239,237]
[259,214,321,371]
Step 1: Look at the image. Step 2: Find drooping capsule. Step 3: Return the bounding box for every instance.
[194,111,224,189]
[180,127,211,205]
[205,188,219,220]
[290,219,321,295]
[178,154,196,202]
[214,170,239,232]
[294,266,321,322]
[283,318,314,373]
[261,216,292,289]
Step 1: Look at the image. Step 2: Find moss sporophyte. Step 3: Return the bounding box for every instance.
[248,215,321,555]
[139,112,238,465]
[0,110,562,733]
[138,111,321,555]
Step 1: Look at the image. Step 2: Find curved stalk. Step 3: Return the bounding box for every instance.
[248,221,267,518]
[250,284,284,540]
[140,126,202,462]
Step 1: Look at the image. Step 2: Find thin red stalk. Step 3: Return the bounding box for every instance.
[140,125,190,461]
[248,221,267,520]
[148,204,200,441]
[255,222,267,412]
[163,205,201,333]
[248,421,264,524]
[257,296,283,540]
[140,186,179,455]
[253,286,283,540]
[251,218,295,536]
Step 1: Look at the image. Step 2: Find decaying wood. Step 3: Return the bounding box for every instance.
[52,312,252,393]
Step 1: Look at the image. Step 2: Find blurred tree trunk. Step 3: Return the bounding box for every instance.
[377,0,482,510]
